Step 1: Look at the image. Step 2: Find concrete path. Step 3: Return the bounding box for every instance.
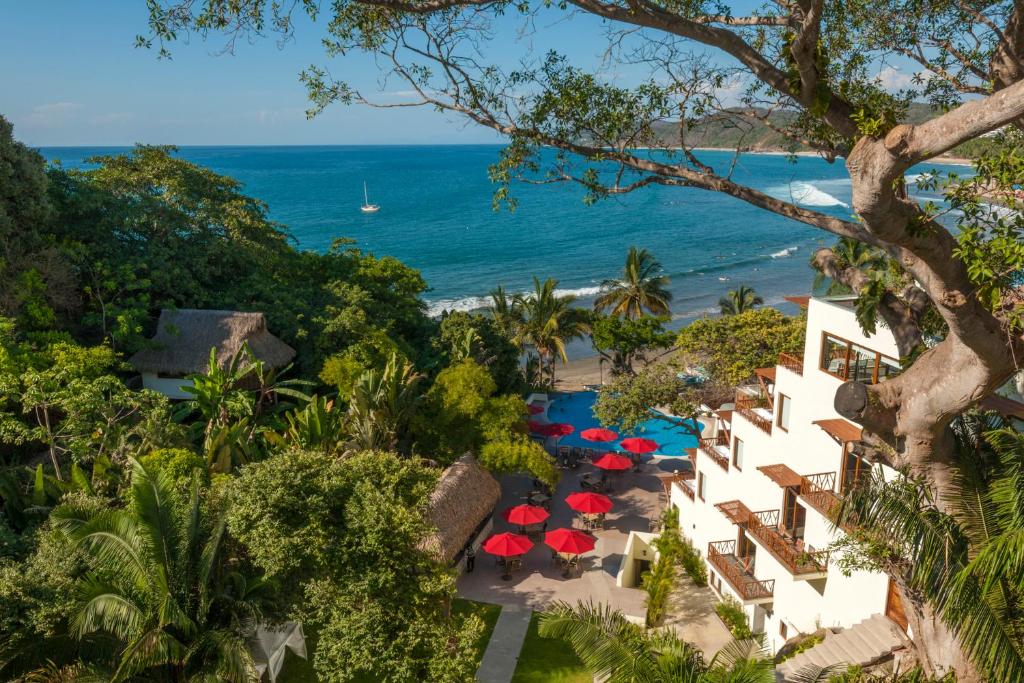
[476,604,533,683]
[664,574,733,657]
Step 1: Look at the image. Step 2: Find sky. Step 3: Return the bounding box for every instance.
[1,2,919,147]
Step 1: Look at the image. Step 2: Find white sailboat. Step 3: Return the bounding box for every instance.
[360,181,380,213]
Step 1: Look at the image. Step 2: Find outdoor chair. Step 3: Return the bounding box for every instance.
[583,448,594,462]
[509,557,523,571]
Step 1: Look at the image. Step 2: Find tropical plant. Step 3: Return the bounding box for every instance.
[834,414,1024,682]
[30,458,275,681]
[538,600,774,682]
[590,313,675,376]
[276,394,346,454]
[178,346,258,438]
[512,277,589,385]
[594,247,673,319]
[812,238,891,296]
[486,285,521,340]
[347,352,422,453]
[718,286,764,316]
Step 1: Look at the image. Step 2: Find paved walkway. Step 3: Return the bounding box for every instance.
[476,604,533,683]
[664,574,733,657]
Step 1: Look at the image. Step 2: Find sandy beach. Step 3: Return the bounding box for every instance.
[553,355,606,392]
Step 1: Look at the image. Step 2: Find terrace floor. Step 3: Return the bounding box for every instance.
[457,462,662,622]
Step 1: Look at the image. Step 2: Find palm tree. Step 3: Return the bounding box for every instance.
[513,277,590,386]
[487,285,521,340]
[812,237,890,295]
[718,285,763,315]
[594,247,673,319]
[347,352,422,454]
[538,601,774,682]
[34,458,273,681]
[836,414,1024,682]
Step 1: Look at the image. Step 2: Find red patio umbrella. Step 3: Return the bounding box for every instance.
[539,422,575,438]
[580,427,618,442]
[503,504,550,526]
[620,437,659,454]
[527,404,545,415]
[482,532,534,557]
[544,528,596,555]
[565,491,614,515]
[527,420,547,433]
[593,453,633,471]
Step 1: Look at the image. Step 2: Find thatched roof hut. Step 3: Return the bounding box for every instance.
[421,455,501,563]
[130,309,296,376]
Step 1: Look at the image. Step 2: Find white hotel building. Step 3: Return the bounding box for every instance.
[668,294,911,661]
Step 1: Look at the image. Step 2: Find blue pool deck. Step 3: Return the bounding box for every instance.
[543,391,701,457]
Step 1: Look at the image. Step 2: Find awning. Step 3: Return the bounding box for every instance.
[754,367,777,382]
[813,418,863,443]
[980,394,1024,420]
[757,464,803,488]
[715,409,734,423]
[784,295,811,308]
[716,499,753,525]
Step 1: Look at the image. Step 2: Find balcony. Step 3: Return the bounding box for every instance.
[674,478,695,501]
[745,510,829,578]
[699,432,730,471]
[735,391,773,435]
[799,471,841,519]
[778,351,803,376]
[707,540,774,603]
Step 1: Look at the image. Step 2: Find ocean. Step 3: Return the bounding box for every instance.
[39,145,960,356]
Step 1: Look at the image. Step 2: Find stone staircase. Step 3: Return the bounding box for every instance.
[777,614,908,681]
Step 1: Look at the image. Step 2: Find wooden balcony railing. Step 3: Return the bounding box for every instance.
[745,510,829,576]
[699,432,730,471]
[707,540,775,601]
[735,393,773,435]
[778,351,804,376]
[799,471,840,519]
[675,479,695,501]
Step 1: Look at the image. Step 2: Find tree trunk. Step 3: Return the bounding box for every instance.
[902,584,983,681]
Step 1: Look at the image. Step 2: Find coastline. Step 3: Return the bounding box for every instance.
[690,146,974,168]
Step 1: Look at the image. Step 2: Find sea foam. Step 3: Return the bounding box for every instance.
[425,284,605,318]
[785,181,849,208]
[770,246,799,258]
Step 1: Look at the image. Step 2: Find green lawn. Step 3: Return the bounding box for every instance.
[511,612,591,683]
[276,599,503,683]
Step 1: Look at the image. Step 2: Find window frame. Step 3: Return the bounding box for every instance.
[776,393,791,432]
[732,436,745,470]
[697,472,706,501]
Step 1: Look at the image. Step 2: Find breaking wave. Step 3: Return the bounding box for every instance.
[770,181,849,208]
[425,285,604,318]
[770,246,799,258]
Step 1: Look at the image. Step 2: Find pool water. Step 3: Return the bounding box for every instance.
[544,391,701,457]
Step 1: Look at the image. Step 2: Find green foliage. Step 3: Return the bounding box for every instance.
[139,447,207,491]
[227,450,480,682]
[594,247,673,320]
[478,435,560,491]
[510,277,590,386]
[436,311,523,394]
[593,363,707,438]
[718,285,764,316]
[643,507,684,627]
[715,597,753,640]
[590,314,675,376]
[676,308,806,386]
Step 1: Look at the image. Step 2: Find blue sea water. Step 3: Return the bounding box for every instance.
[546,391,700,458]
[38,144,961,349]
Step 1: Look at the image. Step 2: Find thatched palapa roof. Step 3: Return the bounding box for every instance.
[130,309,295,376]
[421,455,501,563]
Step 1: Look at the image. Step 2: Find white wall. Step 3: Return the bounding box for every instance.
[675,297,901,654]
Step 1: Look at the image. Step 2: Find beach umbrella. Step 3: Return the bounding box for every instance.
[503,504,550,526]
[482,532,534,557]
[593,453,633,471]
[540,422,575,438]
[528,404,545,415]
[544,528,596,555]
[580,427,618,442]
[620,437,659,454]
[527,420,547,433]
[565,491,613,515]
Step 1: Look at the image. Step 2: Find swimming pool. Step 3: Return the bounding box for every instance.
[544,391,701,457]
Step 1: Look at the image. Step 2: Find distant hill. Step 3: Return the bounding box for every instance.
[652,103,988,160]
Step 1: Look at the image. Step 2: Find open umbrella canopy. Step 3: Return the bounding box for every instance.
[620,437,659,454]
[540,422,575,438]
[527,404,545,415]
[503,504,550,526]
[526,419,547,433]
[544,528,596,555]
[482,532,534,557]
[565,491,614,514]
[580,427,619,442]
[593,453,633,471]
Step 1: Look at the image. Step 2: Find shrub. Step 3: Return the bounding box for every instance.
[678,534,707,587]
[714,596,752,639]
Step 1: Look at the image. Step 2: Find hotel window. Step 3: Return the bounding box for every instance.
[697,472,706,501]
[732,437,745,470]
[777,394,791,431]
[779,621,788,639]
